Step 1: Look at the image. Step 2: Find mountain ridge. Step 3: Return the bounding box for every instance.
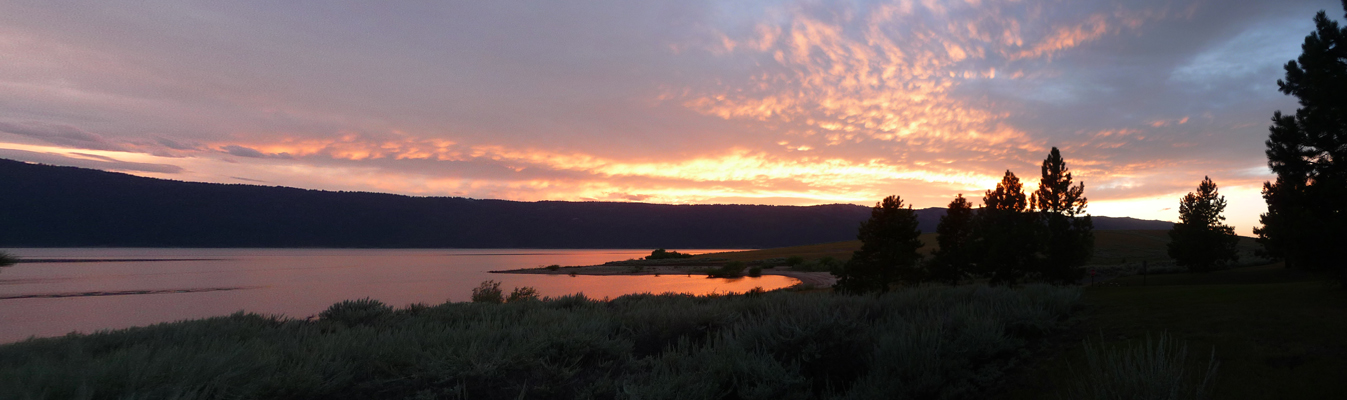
[0,159,1173,248]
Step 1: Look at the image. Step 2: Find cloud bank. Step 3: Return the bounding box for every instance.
[0,0,1339,234]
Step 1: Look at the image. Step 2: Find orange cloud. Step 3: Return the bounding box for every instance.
[1009,14,1112,61]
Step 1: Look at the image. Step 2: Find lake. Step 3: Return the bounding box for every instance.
[0,248,797,343]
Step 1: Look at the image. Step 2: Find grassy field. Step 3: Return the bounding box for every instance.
[696,230,1264,267]
[1005,263,1347,399]
[693,233,937,262]
[700,233,1341,399]
[0,285,1080,400]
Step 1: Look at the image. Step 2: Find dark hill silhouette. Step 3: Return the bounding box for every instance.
[0,159,1173,248]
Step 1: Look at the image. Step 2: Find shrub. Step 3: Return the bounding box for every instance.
[646,248,695,260]
[1064,333,1219,400]
[471,280,504,303]
[707,261,747,278]
[747,266,762,277]
[792,256,841,272]
[545,264,561,271]
[507,286,540,302]
[319,298,392,326]
[0,251,15,268]
[785,255,804,266]
[0,285,1081,400]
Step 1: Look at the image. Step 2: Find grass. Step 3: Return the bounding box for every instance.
[1063,333,1218,400]
[1004,263,1347,399]
[0,285,1080,400]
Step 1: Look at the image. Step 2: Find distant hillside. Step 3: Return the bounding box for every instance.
[696,230,1261,266]
[0,159,1172,248]
[906,208,1172,232]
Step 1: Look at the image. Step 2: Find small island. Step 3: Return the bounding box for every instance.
[490,248,841,289]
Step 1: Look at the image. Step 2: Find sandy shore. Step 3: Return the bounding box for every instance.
[491,264,837,289]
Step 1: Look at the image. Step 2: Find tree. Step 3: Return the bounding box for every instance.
[1168,177,1240,272]
[832,195,924,294]
[974,171,1040,286]
[928,194,975,285]
[1030,147,1094,285]
[1256,2,1347,284]
[646,249,693,260]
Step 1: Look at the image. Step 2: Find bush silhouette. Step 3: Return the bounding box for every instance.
[319,298,393,326]
[471,280,505,303]
[507,286,540,302]
[646,249,694,260]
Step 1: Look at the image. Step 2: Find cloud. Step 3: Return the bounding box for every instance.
[0,121,128,152]
[230,176,267,183]
[219,144,292,159]
[0,148,182,174]
[219,145,267,158]
[0,0,1337,236]
[155,137,200,151]
[1169,17,1308,91]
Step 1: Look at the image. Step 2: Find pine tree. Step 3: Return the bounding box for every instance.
[928,194,974,285]
[1030,147,1094,285]
[1168,177,1240,272]
[974,171,1040,286]
[1256,2,1347,284]
[832,195,924,294]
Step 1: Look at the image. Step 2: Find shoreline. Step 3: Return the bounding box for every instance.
[490,264,837,289]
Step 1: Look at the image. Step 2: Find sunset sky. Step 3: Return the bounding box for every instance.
[1,0,1340,235]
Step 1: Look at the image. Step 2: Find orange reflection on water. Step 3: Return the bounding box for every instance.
[0,249,798,343]
[519,274,797,300]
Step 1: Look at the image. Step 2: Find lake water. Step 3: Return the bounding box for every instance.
[0,248,796,343]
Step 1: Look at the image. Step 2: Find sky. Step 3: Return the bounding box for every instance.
[0,0,1341,235]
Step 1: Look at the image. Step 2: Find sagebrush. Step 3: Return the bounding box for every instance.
[0,285,1081,400]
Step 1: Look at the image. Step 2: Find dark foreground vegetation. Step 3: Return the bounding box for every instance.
[1007,262,1347,399]
[0,285,1079,400]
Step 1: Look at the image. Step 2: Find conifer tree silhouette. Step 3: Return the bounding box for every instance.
[974,171,1039,286]
[832,195,924,294]
[929,194,975,285]
[1257,2,1347,284]
[1169,177,1239,272]
[1031,147,1094,285]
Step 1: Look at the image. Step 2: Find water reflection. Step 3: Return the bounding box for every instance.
[0,248,794,343]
